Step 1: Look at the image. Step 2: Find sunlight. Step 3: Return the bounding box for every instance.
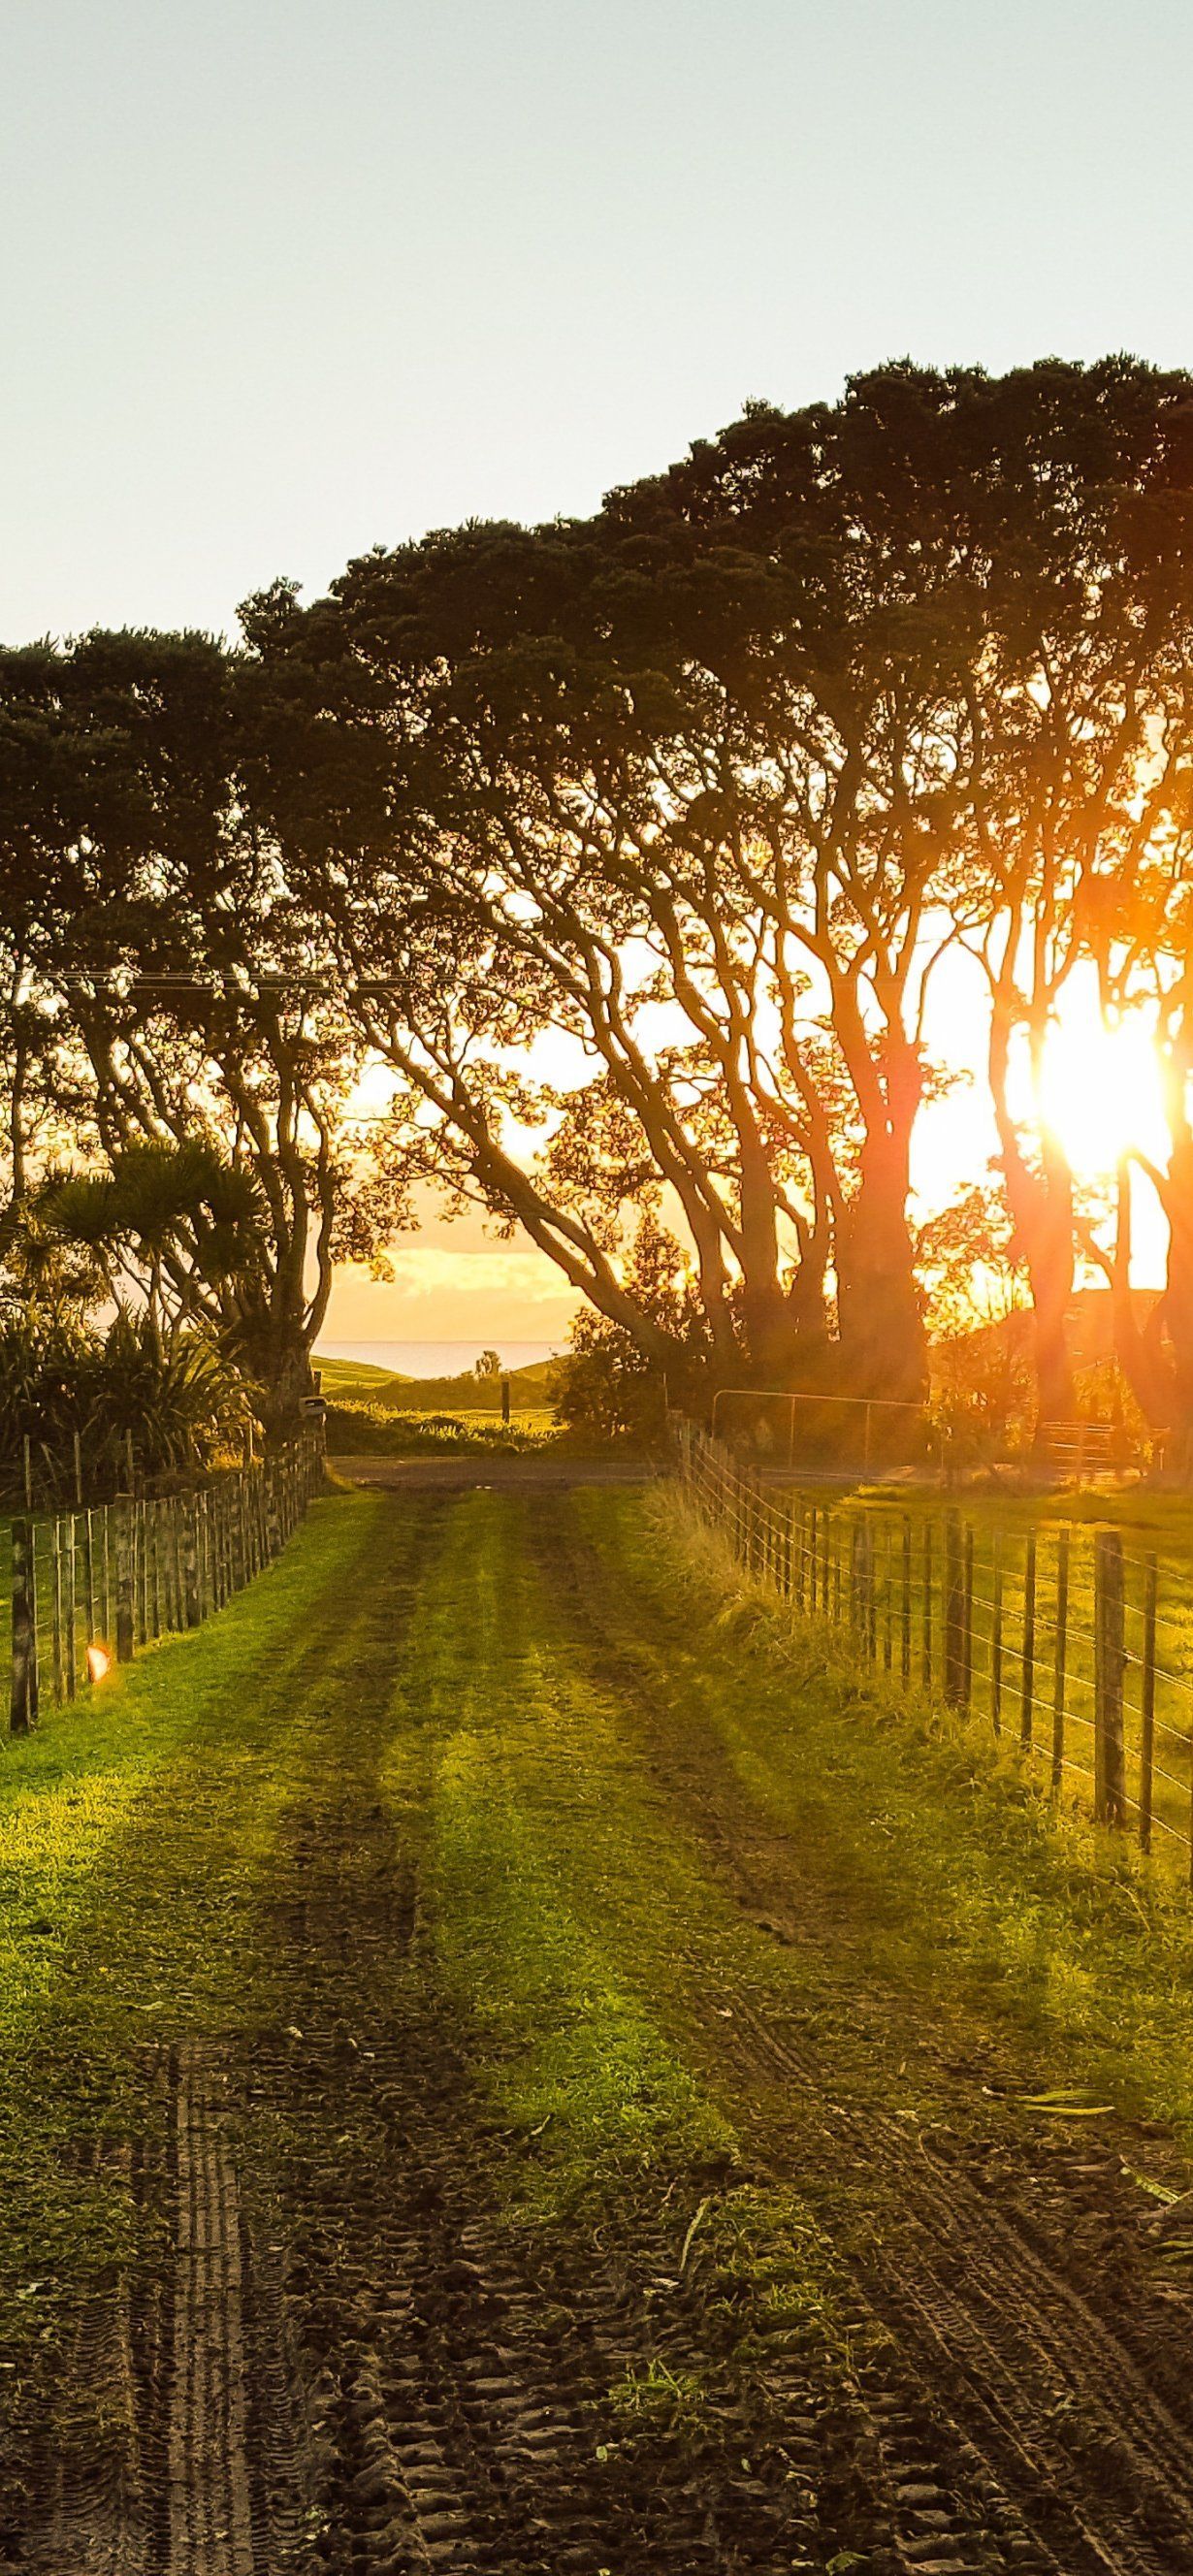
[1036,980,1168,1178]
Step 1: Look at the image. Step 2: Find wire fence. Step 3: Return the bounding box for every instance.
[7,1424,325,1734]
[673,1418,1193,1880]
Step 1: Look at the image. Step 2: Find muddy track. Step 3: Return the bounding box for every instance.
[259,1775,874,2574]
[18,2047,312,2576]
[530,1501,1193,2576]
[14,1485,1193,2571]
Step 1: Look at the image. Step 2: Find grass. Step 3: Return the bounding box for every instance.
[0,1489,407,2431]
[325,1401,562,1455]
[751,1472,1193,1857]
[618,1481,1193,2148]
[312,1352,404,1396]
[8,1470,1193,2486]
[382,1490,735,2220]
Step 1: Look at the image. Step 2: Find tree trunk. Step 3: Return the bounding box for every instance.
[1087,1167,1177,1435]
[989,1006,1076,1433]
[1159,1129,1193,1443]
[834,1143,927,1409]
[1024,1177,1077,1431]
[237,1316,314,1443]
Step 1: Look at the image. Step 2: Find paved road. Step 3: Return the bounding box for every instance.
[330,1449,659,1493]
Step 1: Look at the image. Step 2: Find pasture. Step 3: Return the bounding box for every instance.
[3,1467,1193,2569]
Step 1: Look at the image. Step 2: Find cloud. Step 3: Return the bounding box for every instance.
[324,1246,580,1341]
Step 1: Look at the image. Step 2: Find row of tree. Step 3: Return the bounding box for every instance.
[5,356,1193,1442]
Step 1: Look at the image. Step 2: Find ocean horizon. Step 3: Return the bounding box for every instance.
[314,1337,564,1379]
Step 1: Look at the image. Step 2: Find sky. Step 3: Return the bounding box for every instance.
[5,0,1191,1342]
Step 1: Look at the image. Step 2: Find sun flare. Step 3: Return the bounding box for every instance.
[1035,985,1168,1180]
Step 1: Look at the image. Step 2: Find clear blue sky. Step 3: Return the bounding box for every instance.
[3,0,1191,645]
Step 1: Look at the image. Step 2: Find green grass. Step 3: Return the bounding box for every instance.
[0,1490,407,2425]
[313,1352,408,1395]
[325,1401,562,1455]
[8,1472,1193,2484]
[751,1475,1193,1858]
[626,1482,1193,2147]
[382,1491,735,2219]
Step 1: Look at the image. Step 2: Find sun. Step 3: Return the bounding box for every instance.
[1036,978,1168,1180]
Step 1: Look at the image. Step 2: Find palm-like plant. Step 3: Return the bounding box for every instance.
[37,1139,268,1356]
[90,1308,255,1477]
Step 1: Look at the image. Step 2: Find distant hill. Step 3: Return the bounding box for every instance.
[315,1351,561,1414]
[314,1353,412,1398]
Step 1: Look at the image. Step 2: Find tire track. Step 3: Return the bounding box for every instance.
[167,2045,253,2575]
[20,2054,315,2576]
[530,1500,1193,2576]
[258,1746,879,2576]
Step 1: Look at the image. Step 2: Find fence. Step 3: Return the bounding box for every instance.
[674,1419,1193,1881]
[8,1426,325,1734]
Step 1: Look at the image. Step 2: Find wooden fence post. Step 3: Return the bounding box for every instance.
[1094,1529,1127,1827]
[944,1515,965,1707]
[149,1500,162,1637]
[901,1517,912,1682]
[132,1502,145,1648]
[64,1515,78,1700]
[183,1501,201,1629]
[11,1518,39,1733]
[115,1503,135,1664]
[1050,1528,1069,1796]
[990,1533,1003,1739]
[1140,1552,1157,1856]
[961,1526,974,1710]
[101,1504,112,1639]
[883,1526,893,1672]
[73,1426,83,1509]
[166,1497,180,1630]
[921,1523,933,1689]
[210,1486,223,1608]
[1019,1530,1037,1751]
[83,1504,97,1650]
[50,1519,65,1705]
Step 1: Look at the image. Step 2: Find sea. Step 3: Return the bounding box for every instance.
[315,1338,564,1378]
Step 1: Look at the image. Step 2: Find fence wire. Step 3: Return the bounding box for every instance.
[5,1426,325,1733]
[674,1419,1193,1882]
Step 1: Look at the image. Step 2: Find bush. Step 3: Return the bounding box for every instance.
[552,1211,715,1445]
[0,1309,254,1500]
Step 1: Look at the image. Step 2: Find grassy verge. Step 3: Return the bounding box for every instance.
[379,1488,856,2380]
[757,1474,1193,1852]
[383,1491,735,2218]
[325,1401,562,1454]
[575,1483,1193,2153]
[0,1490,408,2436]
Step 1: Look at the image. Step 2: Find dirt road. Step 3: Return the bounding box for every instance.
[6,1477,1193,2573]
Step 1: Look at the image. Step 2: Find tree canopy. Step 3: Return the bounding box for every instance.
[7,357,1193,1450]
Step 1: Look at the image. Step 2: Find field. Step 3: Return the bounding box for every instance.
[772,1477,1193,1858]
[314,1349,566,1460]
[315,1348,559,1409]
[4,1466,1193,2566]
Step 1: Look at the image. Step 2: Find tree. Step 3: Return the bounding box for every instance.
[243,376,994,1407]
[931,359,1193,1426]
[0,628,397,1430]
